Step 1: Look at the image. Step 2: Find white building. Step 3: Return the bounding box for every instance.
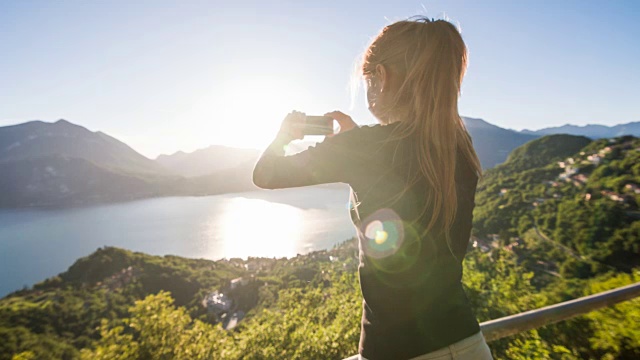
[587,154,601,165]
[203,291,232,314]
[230,277,249,290]
[625,183,640,194]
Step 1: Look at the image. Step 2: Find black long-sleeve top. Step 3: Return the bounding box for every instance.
[253,122,480,360]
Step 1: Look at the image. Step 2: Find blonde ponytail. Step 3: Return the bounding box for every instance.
[355,17,482,258]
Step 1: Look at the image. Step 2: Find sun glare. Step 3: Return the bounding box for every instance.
[220,197,303,259]
[208,75,309,149]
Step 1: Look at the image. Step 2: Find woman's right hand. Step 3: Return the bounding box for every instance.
[324,110,358,137]
[277,110,305,140]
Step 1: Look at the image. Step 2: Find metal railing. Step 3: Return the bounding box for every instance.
[480,281,640,342]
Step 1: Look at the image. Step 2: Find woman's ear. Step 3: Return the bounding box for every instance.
[375,64,387,92]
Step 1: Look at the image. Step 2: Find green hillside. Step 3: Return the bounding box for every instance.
[498,134,592,174]
[474,135,640,279]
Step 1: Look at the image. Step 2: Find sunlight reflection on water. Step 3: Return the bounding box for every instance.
[218,197,303,259]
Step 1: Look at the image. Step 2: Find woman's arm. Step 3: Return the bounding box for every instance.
[252,111,363,190]
[252,132,300,189]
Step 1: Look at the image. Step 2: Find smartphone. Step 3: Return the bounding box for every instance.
[302,116,334,136]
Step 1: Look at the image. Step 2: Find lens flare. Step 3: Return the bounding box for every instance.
[365,220,382,239]
[358,208,440,288]
[374,229,388,244]
[359,208,404,259]
[365,220,389,244]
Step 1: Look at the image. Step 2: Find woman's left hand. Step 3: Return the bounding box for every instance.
[324,110,358,137]
[277,110,305,140]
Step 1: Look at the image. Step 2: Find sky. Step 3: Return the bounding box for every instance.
[1,0,639,158]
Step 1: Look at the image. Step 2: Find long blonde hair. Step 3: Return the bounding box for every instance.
[353,16,482,256]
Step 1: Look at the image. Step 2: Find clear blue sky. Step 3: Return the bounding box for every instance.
[1,0,638,158]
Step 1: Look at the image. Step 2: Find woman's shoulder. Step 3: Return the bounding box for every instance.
[350,122,402,139]
[358,122,400,131]
[327,123,388,144]
[321,122,405,157]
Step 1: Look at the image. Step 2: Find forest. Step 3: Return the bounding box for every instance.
[1,134,639,360]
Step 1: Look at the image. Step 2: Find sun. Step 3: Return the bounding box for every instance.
[207,75,310,149]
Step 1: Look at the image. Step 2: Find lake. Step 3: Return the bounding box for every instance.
[0,185,356,297]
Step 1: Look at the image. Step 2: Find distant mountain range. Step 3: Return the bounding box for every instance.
[463,118,640,168]
[0,119,169,175]
[1,118,637,207]
[0,120,259,207]
[462,117,539,168]
[156,145,260,178]
[519,121,640,138]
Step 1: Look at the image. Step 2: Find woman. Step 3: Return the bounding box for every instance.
[253,16,492,360]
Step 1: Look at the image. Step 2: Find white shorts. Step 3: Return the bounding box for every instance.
[343,330,493,360]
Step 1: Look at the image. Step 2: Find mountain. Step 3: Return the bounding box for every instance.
[0,120,260,207]
[156,145,260,178]
[520,121,640,139]
[154,141,344,195]
[0,119,170,175]
[462,117,540,169]
[0,120,182,207]
[0,155,171,207]
[496,134,592,174]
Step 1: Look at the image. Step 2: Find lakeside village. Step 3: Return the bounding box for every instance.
[471,137,639,271]
[202,251,357,330]
[88,240,360,332]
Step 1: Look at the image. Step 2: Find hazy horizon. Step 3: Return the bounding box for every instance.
[2,0,638,158]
